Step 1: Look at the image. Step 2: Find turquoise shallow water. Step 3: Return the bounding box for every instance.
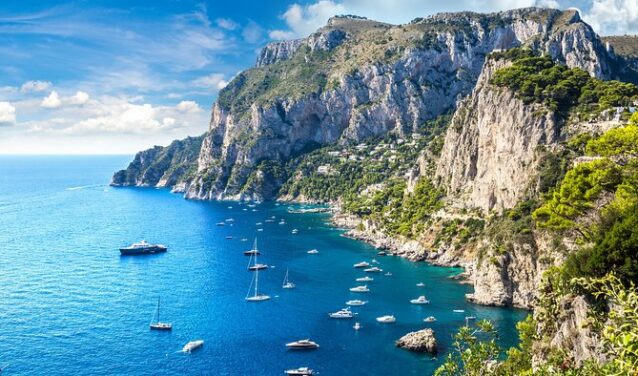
[0,156,527,375]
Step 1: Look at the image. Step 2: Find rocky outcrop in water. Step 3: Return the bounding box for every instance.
[396,328,437,353]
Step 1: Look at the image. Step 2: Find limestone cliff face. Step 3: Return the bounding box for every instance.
[435,59,561,214]
[184,8,613,201]
[111,135,203,188]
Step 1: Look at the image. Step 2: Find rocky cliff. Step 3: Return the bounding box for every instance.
[114,8,619,202]
[112,135,203,189]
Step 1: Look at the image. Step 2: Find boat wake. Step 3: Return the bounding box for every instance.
[66,184,103,191]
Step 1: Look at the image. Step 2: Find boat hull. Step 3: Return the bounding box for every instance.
[150,323,172,331]
[119,246,167,255]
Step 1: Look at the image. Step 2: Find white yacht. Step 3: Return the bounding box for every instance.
[364,267,383,273]
[245,260,270,302]
[306,249,319,254]
[353,261,370,268]
[182,340,204,353]
[376,315,396,323]
[345,299,367,306]
[424,316,437,323]
[410,296,430,305]
[285,367,315,375]
[329,307,356,319]
[349,285,369,293]
[356,276,373,282]
[282,268,296,289]
[286,339,320,350]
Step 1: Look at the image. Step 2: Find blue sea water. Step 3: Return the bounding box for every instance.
[0,156,527,375]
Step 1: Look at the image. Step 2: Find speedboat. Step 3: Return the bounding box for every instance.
[353,261,370,268]
[453,309,465,313]
[364,267,382,273]
[182,340,204,353]
[353,322,362,330]
[286,339,319,350]
[356,276,373,282]
[329,307,356,319]
[416,282,425,287]
[285,367,315,375]
[410,296,430,305]
[256,222,262,226]
[119,240,167,255]
[291,229,299,234]
[216,222,225,226]
[307,249,319,254]
[279,220,286,225]
[257,228,264,232]
[424,316,437,323]
[376,315,396,323]
[345,299,367,306]
[349,285,369,293]
[225,218,235,222]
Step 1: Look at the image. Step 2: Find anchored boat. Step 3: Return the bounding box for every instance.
[149,297,172,331]
[119,240,167,255]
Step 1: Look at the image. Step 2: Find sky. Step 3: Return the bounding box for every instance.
[0,0,636,154]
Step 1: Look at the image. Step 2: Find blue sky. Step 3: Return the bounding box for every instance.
[0,0,634,154]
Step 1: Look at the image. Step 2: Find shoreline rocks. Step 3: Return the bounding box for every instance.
[396,328,437,354]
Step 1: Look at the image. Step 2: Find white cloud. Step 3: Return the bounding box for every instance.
[192,73,229,91]
[20,80,52,93]
[216,18,238,30]
[68,91,90,105]
[583,0,638,35]
[176,100,201,113]
[0,101,16,125]
[242,21,264,43]
[41,90,90,108]
[41,91,62,108]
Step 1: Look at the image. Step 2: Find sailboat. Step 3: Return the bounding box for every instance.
[243,238,261,255]
[149,297,172,331]
[282,268,296,289]
[247,251,269,271]
[245,262,270,302]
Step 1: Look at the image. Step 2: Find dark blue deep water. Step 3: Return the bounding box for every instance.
[0,156,527,375]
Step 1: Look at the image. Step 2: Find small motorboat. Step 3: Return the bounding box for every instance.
[376,315,396,323]
[257,228,264,232]
[378,251,387,256]
[353,322,362,330]
[216,222,225,226]
[453,309,465,313]
[416,282,425,287]
[329,307,356,319]
[285,367,315,375]
[356,276,373,282]
[291,229,299,234]
[371,259,379,264]
[279,220,286,225]
[225,236,233,240]
[225,218,235,222]
[241,238,248,242]
[286,339,320,350]
[307,249,319,254]
[353,261,370,268]
[410,296,430,305]
[256,222,263,226]
[384,272,392,276]
[182,340,204,353]
[424,316,437,323]
[349,285,369,293]
[364,267,383,273]
[345,299,367,306]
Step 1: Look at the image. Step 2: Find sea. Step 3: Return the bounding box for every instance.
[0,156,527,375]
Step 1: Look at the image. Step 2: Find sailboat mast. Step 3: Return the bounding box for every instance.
[157,297,160,323]
[254,264,259,297]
